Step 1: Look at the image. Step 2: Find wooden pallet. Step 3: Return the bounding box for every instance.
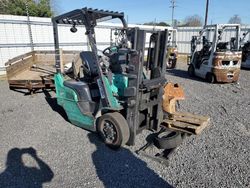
[162,112,210,135]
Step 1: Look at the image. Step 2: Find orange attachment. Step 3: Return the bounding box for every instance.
[162,83,185,114]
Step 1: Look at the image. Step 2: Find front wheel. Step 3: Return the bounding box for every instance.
[97,112,130,149]
[206,73,216,83]
[188,65,195,76]
[166,58,177,69]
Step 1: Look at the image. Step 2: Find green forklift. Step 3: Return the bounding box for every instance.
[52,8,209,153]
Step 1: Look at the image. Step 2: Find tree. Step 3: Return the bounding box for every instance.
[228,15,242,24]
[183,15,203,27]
[143,21,170,27]
[158,22,170,27]
[0,0,53,17]
[173,19,181,27]
[37,0,52,17]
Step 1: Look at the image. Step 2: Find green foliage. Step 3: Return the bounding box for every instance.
[37,0,52,17]
[182,15,203,27]
[158,22,170,27]
[228,15,242,24]
[0,0,53,17]
[143,21,170,27]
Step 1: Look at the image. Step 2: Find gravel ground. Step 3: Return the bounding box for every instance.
[0,63,249,188]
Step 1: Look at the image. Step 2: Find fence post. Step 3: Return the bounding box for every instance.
[25,1,34,52]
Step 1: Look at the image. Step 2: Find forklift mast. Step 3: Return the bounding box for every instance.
[124,28,169,145]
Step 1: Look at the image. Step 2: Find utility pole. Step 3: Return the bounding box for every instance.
[204,0,209,27]
[170,0,177,27]
[153,18,156,31]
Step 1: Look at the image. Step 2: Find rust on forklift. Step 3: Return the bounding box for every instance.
[212,51,242,82]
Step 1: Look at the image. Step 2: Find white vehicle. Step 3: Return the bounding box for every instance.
[166,29,178,69]
[240,30,250,69]
[188,24,242,83]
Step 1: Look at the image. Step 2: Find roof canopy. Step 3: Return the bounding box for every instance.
[52,7,126,27]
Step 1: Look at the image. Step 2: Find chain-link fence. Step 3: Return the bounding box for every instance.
[0,14,250,75]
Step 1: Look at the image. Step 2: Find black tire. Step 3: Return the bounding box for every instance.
[97,112,130,149]
[206,73,216,83]
[188,65,195,76]
[166,58,177,69]
[154,131,183,149]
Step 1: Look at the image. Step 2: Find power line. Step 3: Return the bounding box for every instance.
[170,0,177,27]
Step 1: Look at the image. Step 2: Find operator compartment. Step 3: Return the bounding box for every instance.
[61,51,101,115]
[63,80,96,114]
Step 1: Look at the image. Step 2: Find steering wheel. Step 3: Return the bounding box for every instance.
[102,46,118,57]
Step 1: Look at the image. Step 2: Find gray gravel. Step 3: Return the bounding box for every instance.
[0,63,249,188]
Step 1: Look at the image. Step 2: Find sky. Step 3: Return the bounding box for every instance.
[57,0,250,25]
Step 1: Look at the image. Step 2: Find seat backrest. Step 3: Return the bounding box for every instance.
[80,51,99,77]
[63,80,92,101]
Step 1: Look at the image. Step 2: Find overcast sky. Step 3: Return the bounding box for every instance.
[57,0,250,25]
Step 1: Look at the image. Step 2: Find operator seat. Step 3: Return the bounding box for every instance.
[63,80,91,101]
[63,51,98,98]
[63,80,96,114]
[62,51,100,114]
[80,51,99,77]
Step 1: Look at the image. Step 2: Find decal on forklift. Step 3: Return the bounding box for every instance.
[97,79,105,99]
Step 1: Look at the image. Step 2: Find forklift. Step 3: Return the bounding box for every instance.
[52,8,209,155]
[166,28,178,69]
[240,29,250,69]
[188,24,242,83]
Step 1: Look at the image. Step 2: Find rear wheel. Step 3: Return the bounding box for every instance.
[206,73,216,83]
[97,112,130,149]
[188,65,195,76]
[166,58,177,69]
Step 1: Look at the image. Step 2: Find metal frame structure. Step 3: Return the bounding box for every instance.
[191,24,241,59]
[124,28,168,144]
[52,7,128,108]
[188,24,242,83]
